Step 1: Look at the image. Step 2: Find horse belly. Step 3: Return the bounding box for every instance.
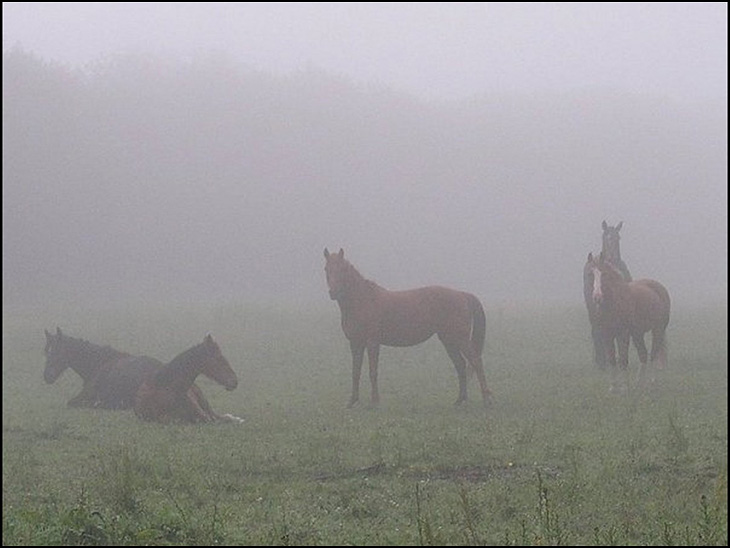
[377,308,438,347]
[379,325,435,347]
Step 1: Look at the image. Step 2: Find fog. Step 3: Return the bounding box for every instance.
[3,3,727,309]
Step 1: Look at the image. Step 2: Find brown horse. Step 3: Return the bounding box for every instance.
[134,334,243,423]
[323,248,491,408]
[44,327,163,409]
[586,252,670,391]
[585,221,633,370]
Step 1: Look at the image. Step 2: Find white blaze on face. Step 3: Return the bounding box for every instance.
[592,267,603,305]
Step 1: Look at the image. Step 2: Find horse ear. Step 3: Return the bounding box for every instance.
[56,327,63,337]
[587,252,593,262]
[324,247,330,259]
[616,221,623,231]
[338,248,344,259]
[602,220,608,231]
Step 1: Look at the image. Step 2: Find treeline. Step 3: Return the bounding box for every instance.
[2,48,727,306]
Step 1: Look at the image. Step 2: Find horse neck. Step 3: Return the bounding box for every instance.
[155,344,206,393]
[602,237,622,264]
[69,340,126,380]
[338,266,381,311]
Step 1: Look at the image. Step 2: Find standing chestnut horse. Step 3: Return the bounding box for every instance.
[586,252,670,391]
[324,248,491,408]
[134,334,243,423]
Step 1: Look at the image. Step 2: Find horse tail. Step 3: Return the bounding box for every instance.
[467,293,486,357]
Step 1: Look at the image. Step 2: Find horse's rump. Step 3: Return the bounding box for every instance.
[629,279,671,329]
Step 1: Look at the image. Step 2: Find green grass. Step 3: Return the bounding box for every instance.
[2,302,727,545]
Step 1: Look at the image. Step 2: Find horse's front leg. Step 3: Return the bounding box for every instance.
[632,331,651,389]
[348,341,365,408]
[366,342,381,408]
[616,331,631,393]
[67,382,97,408]
[602,332,620,393]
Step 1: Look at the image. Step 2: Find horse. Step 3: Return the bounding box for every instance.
[44,327,163,409]
[134,334,243,423]
[323,248,491,408]
[585,252,670,391]
[585,221,633,369]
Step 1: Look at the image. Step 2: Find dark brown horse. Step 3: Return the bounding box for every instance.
[585,221,633,369]
[44,327,163,409]
[586,252,670,391]
[134,334,243,423]
[323,248,491,408]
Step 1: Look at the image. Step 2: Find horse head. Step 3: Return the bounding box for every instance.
[587,251,626,311]
[324,247,349,300]
[200,334,238,391]
[43,327,71,383]
[601,220,624,264]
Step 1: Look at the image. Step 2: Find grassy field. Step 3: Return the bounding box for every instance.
[2,301,727,545]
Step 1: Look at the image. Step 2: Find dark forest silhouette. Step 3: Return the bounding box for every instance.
[3,48,727,306]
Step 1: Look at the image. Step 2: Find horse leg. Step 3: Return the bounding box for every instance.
[603,333,620,392]
[650,328,667,370]
[187,385,218,422]
[591,323,606,369]
[67,381,98,408]
[616,331,631,393]
[366,342,380,408]
[461,343,491,408]
[441,341,468,405]
[632,331,651,388]
[348,341,365,408]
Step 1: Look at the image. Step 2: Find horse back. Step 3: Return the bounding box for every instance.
[94,356,164,409]
[373,286,476,346]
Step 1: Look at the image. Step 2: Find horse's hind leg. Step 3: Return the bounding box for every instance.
[441,341,468,405]
[650,328,667,370]
[632,331,652,388]
[454,338,491,408]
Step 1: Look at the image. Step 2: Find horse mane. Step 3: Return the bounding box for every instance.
[344,258,381,293]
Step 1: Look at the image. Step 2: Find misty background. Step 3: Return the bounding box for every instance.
[2,3,727,309]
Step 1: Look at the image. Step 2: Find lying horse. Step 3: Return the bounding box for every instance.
[134,334,243,423]
[324,248,491,408]
[586,252,670,391]
[44,327,162,409]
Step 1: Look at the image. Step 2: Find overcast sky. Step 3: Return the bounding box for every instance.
[3,2,727,102]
